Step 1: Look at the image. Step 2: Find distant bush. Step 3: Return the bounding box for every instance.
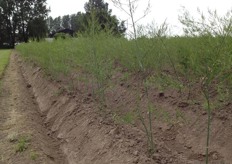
[54,33,71,40]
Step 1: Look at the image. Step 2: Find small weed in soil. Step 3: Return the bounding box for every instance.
[30,150,38,160]
[15,136,30,153]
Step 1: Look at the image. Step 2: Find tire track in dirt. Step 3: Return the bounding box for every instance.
[0,53,66,164]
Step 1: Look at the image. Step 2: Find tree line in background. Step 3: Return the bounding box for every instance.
[0,0,48,48]
[47,0,126,37]
[0,0,126,48]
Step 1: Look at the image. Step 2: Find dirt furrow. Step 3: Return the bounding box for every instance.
[0,53,66,164]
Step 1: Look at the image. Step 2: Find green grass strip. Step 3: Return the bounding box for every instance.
[0,50,11,78]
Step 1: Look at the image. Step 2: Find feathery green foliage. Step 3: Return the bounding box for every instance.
[16,8,232,163]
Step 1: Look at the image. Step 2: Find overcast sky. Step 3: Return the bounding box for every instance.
[46,0,232,34]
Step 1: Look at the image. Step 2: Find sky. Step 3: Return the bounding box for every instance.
[46,0,232,34]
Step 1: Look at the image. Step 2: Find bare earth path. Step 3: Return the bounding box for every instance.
[0,54,66,164]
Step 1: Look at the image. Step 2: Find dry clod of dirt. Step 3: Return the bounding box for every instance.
[178,102,189,108]
[202,111,207,115]
[159,92,164,97]
[26,84,32,88]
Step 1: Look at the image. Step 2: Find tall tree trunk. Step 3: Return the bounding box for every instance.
[6,18,14,48]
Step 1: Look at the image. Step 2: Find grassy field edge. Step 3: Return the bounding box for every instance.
[0,50,11,78]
